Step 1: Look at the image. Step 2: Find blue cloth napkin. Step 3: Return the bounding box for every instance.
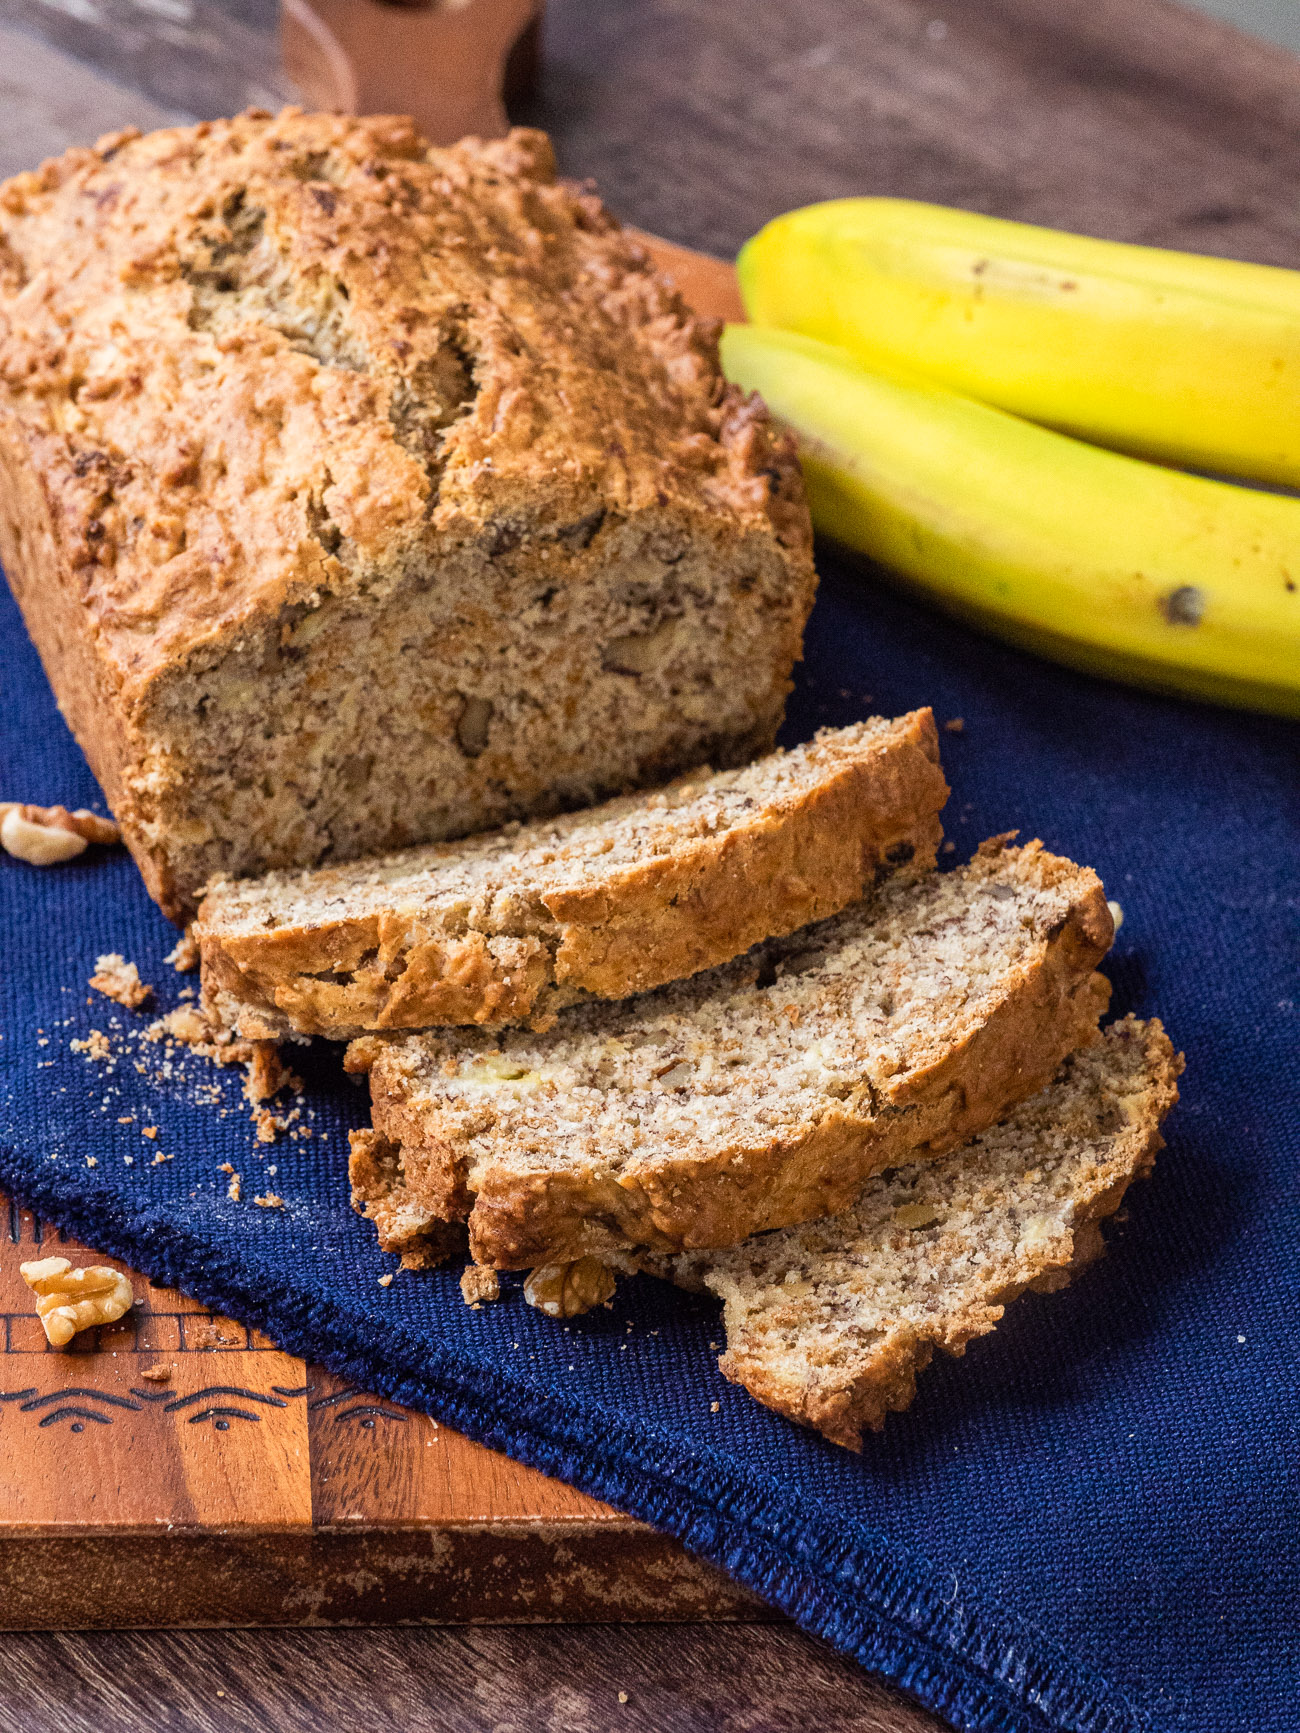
[2,551,1296,1733]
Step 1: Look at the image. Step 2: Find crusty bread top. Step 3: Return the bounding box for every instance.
[197,711,948,1039]
[664,1016,1182,1448]
[0,109,808,702]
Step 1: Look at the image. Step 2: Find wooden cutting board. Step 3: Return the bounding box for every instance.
[0,238,757,1633]
[0,1193,762,1630]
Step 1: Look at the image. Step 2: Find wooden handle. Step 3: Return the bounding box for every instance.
[281,0,541,145]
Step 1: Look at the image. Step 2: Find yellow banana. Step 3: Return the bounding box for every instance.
[738,199,1300,488]
[721,322,1300,719]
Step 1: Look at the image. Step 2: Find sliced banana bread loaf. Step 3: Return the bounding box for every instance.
[0,112,814,918]
[349,836,1114,1269]
[663,1017,1181,1448]
[198,711,948,1041]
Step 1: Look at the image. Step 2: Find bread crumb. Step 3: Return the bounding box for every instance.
[942,840,956,854]
[244,1041,300,1104]
[944,717,965,733]
[190,1317,243,1351]
[85,1156,97,1168]
[140,1364,171,1383]
[253,1192,284,1208]
[71,1029,111,1061]
[141,1125,158,1140]
[89,953,152,1009]
[147,1004,256,1066]
[710,1401,720,1413]
[165,929,200,972]
[618,1692,629,1705]
[149,1005,208,1045]
[252,1107,283,1144]
[460,1265,501,1307]
[226,1171,242,1201]
[378,1273,393,1287]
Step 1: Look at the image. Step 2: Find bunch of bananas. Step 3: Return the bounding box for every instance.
[726,200,1300,717]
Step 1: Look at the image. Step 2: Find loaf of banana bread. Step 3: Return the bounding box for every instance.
[0,110,815,917]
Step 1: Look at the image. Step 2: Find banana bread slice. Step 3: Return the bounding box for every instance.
[0,112,814,918]
[198,711,948,1041]
[662,1016,1181,1448]
[349,836,1115,1269]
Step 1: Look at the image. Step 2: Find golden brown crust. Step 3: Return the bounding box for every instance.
[544,711,945,1003]
[0,111,814,915]
[197,710,948,1038]
[0,112,806,703]
[462,968,1110,1269]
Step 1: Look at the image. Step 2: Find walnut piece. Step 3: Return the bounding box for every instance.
[3,808,86,864]
[89,952,153,1008]
[602,617,682,675]
[0,803,119,864]
[894,1202,941,1229]
[523,1256,616,1319]
[20,1256,135,1347]
[455,694,493,757]
[460,1264,501,1307]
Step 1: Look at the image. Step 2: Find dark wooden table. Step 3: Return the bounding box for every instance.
[4,1,1298,1726]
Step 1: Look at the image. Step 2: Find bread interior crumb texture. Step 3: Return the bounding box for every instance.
[361,837,1114,1263]
[198,712,947,1039]
[664,1016,1182,1446]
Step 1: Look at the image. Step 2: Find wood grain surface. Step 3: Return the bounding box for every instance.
[0,1195,757,1629]
[3,1623,944,1733]
[523,0,1300,270]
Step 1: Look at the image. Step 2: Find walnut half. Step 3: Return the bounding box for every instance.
[20,1256,135,1347]
[0,803,120,865]
[523,1256,616,1319]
